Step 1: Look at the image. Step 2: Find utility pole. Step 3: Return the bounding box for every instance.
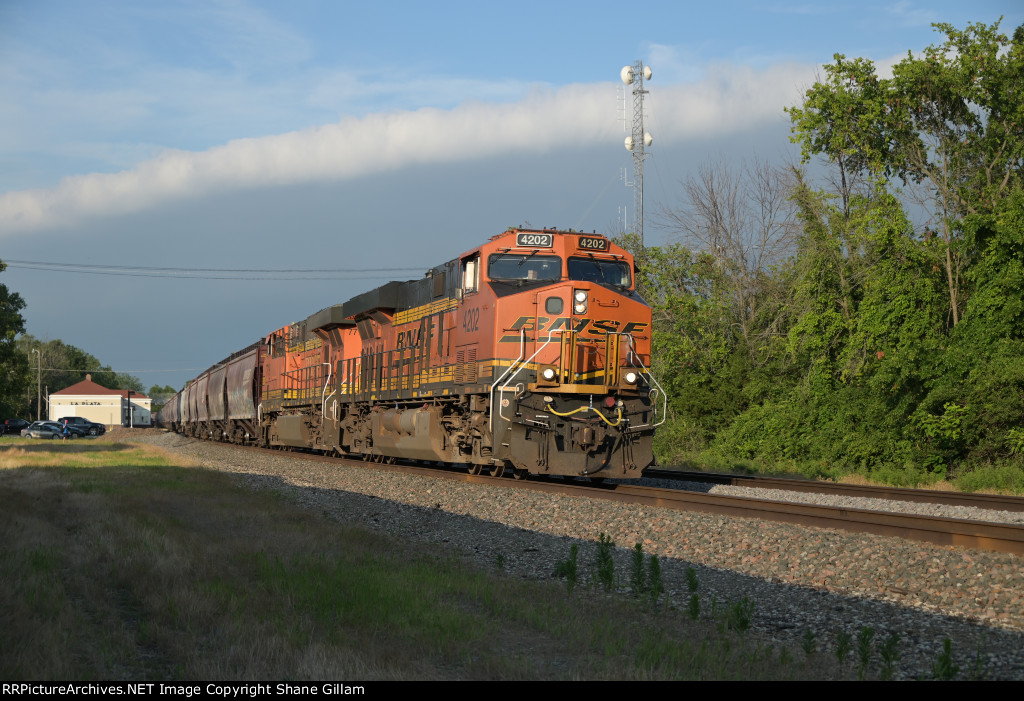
[31,349,40,420]
[621,61,653,247]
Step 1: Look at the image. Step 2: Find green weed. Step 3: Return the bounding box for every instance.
[554,544,579,594]
[834,631,852,665]
[685,566,699,593]
[879,632,900,681]
[856,626,874,680]
[726,598,754,634]
[800,629,816,657]
[595,533,615,591]
[629,543,646,597]
[931,638,959,681]
[647,555,663,604]
[966,640,990,681]
[687,594,700,621]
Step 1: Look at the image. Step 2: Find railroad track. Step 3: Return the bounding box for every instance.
[219,441,1024,556]
[646,468,1024,513]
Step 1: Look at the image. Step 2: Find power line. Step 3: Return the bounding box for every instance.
[4,260,425,280]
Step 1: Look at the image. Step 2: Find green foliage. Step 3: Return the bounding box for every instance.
[594,534,615,591]
[618,234,768,451]
[785,52,898,190]
[15,334,145,419]
[553,544,579,594]
[0,260,29,418]
[647,555,663,604]
[685,566,699,593]
[834,631,852,665]
[856,626,874,680]
[726,598,753,635]
[931,638,959,681]
[617,21,1024,488]
[954,462,1024,495]
[800,629,816,657]
[629,543,646,598]
[148,384,177,396]
[788,19,1022,217]
[879,632,900,681]
[1008,429,1024,457]
[686,594,700,621]
[654,21,1024,487]
[966,641,990,681]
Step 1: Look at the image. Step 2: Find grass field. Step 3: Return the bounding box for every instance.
[0,437,844,680]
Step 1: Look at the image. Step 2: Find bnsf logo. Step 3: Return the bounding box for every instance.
[499,316,648,343]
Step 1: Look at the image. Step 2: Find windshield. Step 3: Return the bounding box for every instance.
[567,257,632,288]
[488,254,562,282]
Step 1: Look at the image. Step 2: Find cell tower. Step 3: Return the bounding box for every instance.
[621,61,652,247]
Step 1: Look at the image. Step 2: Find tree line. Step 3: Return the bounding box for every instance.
[628,19,1023,488]
[0,273,147,420]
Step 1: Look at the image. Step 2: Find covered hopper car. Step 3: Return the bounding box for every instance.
[157,228,665,479]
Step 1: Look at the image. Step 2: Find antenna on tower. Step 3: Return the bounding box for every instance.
[620,61,652,247]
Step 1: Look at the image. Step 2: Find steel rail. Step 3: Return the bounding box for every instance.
[645,469,1024,513]
[166,438,1024,555]
[602,483,1024,555]
[307,452,1024,555]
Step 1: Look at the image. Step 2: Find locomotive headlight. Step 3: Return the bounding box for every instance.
[573,290,588,314]
[540,366,558,382]
[624,371,639,385]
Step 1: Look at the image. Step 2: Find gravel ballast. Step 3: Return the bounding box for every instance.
[122,429,1024,680]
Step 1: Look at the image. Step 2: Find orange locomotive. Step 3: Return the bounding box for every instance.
[159,228,665,479]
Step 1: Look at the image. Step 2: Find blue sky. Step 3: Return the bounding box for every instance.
[1,1,1020,391]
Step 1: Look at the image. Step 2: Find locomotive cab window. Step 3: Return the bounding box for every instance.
[461,255,479,294]
[488,253,561,282]
[567,257,631,289]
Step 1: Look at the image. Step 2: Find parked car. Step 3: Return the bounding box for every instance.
[57,416,106,436]
[55,420,89,438]
[22,421,68,439]
[22,421,88,439]
[2,418,30,435]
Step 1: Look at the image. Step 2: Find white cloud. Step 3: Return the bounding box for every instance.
[0,61,813,234]
[885,0,940,29]
[642,43,707,84]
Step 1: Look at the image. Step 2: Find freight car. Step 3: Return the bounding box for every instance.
[157,228,665,479]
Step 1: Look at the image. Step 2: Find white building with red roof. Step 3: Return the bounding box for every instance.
[48,374,151,427]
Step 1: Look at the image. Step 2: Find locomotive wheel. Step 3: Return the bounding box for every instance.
[467,464,482,475]
[512,468,528,480]
[489,463,505,478]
